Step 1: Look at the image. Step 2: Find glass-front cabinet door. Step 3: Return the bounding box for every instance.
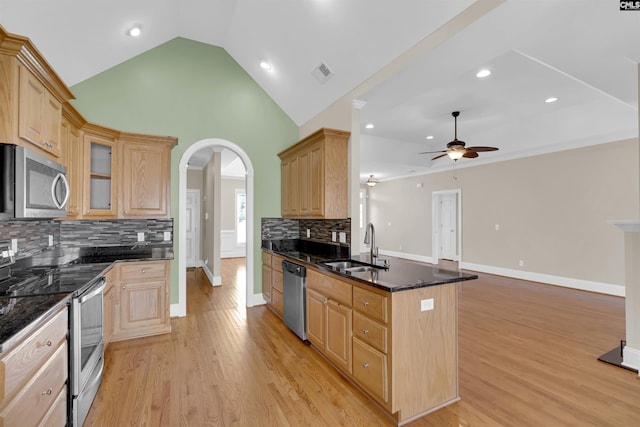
[82,128,118,218]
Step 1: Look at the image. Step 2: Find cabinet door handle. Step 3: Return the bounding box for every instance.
[141,270,146,274]
[362,329,369,335]
[122,286,126,289]
[41,388,53,396]
[362,363,369,368]
[362,301,369,307]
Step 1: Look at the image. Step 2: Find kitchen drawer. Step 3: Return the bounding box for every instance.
[262,251,272,266]
[38,385,67,427]
[119,260,166,281]
[271,288,284,316]
[272,270,283,292]
[353,311,388,353]
[0,343,67,426]
[353,286,388,324]
[0,307,67,403]
[307,270,352,306]
[271,254,285,272]
[353,338,388,404]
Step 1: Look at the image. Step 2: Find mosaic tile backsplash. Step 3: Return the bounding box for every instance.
[0,219,173,259]
[261,217,351,246]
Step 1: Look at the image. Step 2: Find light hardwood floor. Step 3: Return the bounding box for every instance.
[85,258,640,426]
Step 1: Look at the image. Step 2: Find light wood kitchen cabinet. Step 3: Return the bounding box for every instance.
[111,260,171,341]
[270,254,285,316]
[0,306,68,426]
[278,128,349,219]
[61,106,84,219]
[261,251,272,303]
[119,133,176,218]
[103,266,117,350]
[306,269,353,374]
[82,125,119,218]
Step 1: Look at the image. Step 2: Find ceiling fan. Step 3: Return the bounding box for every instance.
[420,111,499,161]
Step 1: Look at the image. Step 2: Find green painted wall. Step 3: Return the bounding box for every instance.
[70,37,298,302]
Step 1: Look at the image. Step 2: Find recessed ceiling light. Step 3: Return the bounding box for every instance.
[426,135,434,140]
[259,60,272,71]
[545,97,558,103]
[476,69,491,78]
[365,123,374,129]
[127,26,142,37]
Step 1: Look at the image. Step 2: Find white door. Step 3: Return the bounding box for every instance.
[439,194,457,260]
[185,189,201,267]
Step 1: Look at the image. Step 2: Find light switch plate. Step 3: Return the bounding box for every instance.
[10,239,17,253]
[331,231,337,242]
[163,231,171,241]
[339,232,346,243]
[306,229,310,238]
[137,232,145,242]
[48,235,53,246]
[420,298,434,312]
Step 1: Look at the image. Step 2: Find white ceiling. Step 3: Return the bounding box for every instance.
[0,1,638,181]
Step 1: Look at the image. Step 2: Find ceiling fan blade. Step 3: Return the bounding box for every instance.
[431,153,449,160]
[466,146,499,152]
[419,150,446,154]
[462,151,479,158]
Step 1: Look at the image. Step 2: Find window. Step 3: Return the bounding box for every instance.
[236,190,246,245]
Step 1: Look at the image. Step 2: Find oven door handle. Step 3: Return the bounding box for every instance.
[79,280,106,304]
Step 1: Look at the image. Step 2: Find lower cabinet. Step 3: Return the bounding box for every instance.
[110,260,171,342]
[306,270,353,375]
[262,251,284,317]
[103,266,116,350]
[261,252,272,303]
[0,306,68,426]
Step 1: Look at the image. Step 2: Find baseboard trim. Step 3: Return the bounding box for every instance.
[170,303,185,318]
[249,293,267,307]
[460,262,625,297]
[623,346,640,374]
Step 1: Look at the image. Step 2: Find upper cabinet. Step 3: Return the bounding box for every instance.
[119,133,176,218]
[0,28,74,160]
[1,26,178,221]
[278,128,350,219]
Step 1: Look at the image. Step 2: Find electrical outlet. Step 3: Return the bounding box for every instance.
[421,298,434,312]
[495,224,500,231]
[163,231,171,241]
[137,232,145,242]
[306,229,310,238]
[48,235,53,246]
[339,232,346,243]
[10,239,17,253]
[519,260,525,267]
[331,231,337,242]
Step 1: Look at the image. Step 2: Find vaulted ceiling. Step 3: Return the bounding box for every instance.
[1,1,638,180]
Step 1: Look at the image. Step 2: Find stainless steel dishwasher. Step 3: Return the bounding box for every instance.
[282,260,307,341]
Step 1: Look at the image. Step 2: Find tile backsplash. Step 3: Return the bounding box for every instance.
[261,217,351,246]
[0,218,173,259]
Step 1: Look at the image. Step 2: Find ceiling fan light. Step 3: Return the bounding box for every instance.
[366,175,379,187]
[447,151,464,161]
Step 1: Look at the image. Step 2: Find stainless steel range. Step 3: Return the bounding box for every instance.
[0,245,108,426]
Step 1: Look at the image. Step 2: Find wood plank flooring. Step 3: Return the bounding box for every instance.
[85,259,640,426]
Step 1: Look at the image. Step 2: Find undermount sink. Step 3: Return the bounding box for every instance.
[321,259,383,274]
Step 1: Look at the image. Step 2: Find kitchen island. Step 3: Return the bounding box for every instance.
[262,244,477,425]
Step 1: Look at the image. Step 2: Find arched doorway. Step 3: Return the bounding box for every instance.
[176,138,255,316]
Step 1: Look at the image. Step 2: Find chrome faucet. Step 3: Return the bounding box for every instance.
[363,222,377,264]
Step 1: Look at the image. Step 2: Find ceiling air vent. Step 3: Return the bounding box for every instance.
[312,60,334,84]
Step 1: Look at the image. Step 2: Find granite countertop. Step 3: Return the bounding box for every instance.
[263,242,477,292]
[0,244,174,354]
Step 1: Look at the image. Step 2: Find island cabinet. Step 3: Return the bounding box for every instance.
[261,251,273,303]
[270,254,285,317]
[0,306,68,427]
[111,260,171,341]
[118,133,175,218]
[306,269,353,374]
[278,128,350,219]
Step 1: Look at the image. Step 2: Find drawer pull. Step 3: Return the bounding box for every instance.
[122,286,126,290]
[42,388,53,396]
[362,301,369,307]
[362,329,369,335]
[141,270,146,274]
[45,340,52,346]
[362,363,369,368]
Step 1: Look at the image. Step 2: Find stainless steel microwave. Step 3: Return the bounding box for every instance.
[0,143,69,219]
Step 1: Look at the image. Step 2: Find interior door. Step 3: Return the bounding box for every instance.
[439,193,457,260]
[185,189,200,267]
